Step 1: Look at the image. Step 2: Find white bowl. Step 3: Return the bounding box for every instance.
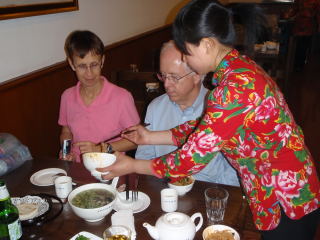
[82,152,116,181]
[202,224,240,240]
[168,176,195,196]
[68,183,117,222]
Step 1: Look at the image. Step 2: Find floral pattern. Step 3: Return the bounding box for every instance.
[152,49,320,230]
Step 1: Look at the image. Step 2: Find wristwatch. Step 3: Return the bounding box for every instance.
[106,143,114,153]
[101,142,114,153]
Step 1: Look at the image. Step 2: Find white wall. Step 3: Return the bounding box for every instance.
[0,0,183,83]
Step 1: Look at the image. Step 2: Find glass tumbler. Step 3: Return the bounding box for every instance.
[103,225,131,240]
[204,186,229,225]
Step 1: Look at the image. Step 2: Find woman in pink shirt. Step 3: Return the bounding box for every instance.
[58,30,140,162]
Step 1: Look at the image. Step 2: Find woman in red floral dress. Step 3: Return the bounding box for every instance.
[100,1,320,239]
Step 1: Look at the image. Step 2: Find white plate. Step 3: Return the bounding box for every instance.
[113,191,150,214]
[30,168,67,186]
[70,231,102,240]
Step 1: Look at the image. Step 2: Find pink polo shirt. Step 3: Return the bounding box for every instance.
[58,76,140,162]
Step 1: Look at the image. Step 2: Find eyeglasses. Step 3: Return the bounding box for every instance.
[157,71,194,84]
[75,61,102,73]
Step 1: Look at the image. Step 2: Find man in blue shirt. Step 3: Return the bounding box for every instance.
[135,41,239,186]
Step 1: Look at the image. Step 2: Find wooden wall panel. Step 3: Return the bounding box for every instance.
[0,25,172,158]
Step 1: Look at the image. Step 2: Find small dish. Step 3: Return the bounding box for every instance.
[113,191,150,213]
[30,168,67,186]
[12,195,50,221]
[168,176,195,196]
[70,231,102,240]
[202,224,240,240]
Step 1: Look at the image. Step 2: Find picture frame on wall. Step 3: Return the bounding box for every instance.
[0,0,79,20]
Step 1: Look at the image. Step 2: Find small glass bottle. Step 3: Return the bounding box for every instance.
[0,180,22,240]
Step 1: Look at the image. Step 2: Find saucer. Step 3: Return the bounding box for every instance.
[30,168,67,186]
[113,191,150,213]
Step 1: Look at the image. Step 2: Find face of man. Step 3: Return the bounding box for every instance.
[68,51,104,88]
[159,45,201,109]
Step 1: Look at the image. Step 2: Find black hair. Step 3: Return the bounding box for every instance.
[173,0,267,55]
[64,30,104,60]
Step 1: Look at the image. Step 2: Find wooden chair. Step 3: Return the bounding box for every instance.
[112,70,165,119]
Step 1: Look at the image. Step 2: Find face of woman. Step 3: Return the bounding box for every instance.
[183,41,212,75]
[69,51,104,88]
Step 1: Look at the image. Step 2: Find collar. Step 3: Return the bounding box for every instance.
[171,84,208,115]
[211,49,239,86]
[76,76,107,107]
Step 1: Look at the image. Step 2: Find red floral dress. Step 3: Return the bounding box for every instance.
[152,49,320,231]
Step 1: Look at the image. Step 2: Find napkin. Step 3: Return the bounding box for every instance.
[111,209,136,240]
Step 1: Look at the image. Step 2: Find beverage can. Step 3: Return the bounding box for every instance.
[62,139,71,159]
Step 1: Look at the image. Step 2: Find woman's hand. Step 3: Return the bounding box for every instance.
[74,141,101,154]
[97,152,135,180]
[123,124,173,146]
[97,152,154,180]
[121,124,151,145]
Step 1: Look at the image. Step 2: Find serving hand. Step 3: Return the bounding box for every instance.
[97,152,135,180]
[121,124,151,145]
[97,152,154,180]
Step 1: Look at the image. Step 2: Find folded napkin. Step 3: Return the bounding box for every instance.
[111,209,136,240]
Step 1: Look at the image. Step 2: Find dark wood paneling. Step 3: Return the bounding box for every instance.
[0,25,172,158]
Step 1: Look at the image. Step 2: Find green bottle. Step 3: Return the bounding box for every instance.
[0,180,22,240]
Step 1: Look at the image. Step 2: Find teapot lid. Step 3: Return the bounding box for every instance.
[162,212,189,228]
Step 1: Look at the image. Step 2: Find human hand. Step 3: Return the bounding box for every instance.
[121,124,151,145]
[96,152,135,180]
[74,141,101,154]
[58,150,76,161]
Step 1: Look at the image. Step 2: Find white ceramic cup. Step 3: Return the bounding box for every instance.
[54,176,72,200]
[161,188,178,212]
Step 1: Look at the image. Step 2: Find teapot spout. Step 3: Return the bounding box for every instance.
[143,222,159,240]
[111,176,119,189]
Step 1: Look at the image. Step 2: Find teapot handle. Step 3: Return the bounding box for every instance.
[190,212,203,232]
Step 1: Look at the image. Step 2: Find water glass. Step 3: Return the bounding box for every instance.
[103,225,131,240]
[204,186,229,225]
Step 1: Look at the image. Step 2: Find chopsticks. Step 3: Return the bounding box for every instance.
[104,123,150,142]
[125,175,130,200]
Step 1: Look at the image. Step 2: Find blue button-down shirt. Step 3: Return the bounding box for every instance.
[135,85,239,186]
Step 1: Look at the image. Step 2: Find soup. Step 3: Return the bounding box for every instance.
[71,188,114,209]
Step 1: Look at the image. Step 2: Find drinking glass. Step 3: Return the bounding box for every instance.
[103,225,131,240]
[204,186,229,225]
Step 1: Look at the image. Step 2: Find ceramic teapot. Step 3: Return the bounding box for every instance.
[143,212,203,240]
